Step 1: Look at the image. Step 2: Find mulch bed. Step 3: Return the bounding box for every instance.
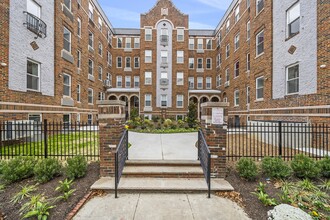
[224,166,281,220]
[0,162,100,220]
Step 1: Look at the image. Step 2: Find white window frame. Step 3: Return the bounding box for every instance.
[117,37,122,48]
[88,88,93,104]
[225,68,230,82]
[256,0,264,15]
[117,56,122,68]
[177,72,184,85]
[256,30,264,57]
[234,33,240,51]
[145,72,152,85]
[206,58,212,69]
[87,114,93,125]
[197,58,203,69]
[246,53,251,72]
[77,84,81,102]
[63,73,71,97]
[188,77,194,89]
[206,39,212,50]
[134,37,140,48]
[189,38,194,50]
[88,2,94,21]
[63,26,71,53]
[27,59,40,91]
[246,21,251,41]
[88,59,93,76]
[88,31,94,49]
[206,77,212,89]
[125,37,131,48]
[287,2,300,38]
[134,76,140,88]
[145,94,152,107]
[107,51,112,66]
[235,5,240,23]
[197,77,203,89]
[98,42,103,56]
[161,51,168,63]
[145,28,152,41]
[161,95,167,107]
[197,39,203,50]
[98,16,102,31]
[77,50,81,69]
[234,90,240,106]
[226,44,230,59]
[145,50,152,63]
[234,61,240,78]
[256,76,265,100]
[125,76,131,88]
[177,28,184,41]
[176,95,184,108]
[134,57,140,68]
[286,63,299,95]
[226,19,230,33]
[77,18,81,38]
[125,57,131,68]
[27,0,41,18]
[246,86,250,104]
[189,58,194,69]
[177,51,184,64]
[98,66,102,80]
[116,76,122,88]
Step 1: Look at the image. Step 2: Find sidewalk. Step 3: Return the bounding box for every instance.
[73,193,251,220]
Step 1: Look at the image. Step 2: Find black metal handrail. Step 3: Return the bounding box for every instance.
[115,129,129,198]
[198,129,211,198]
[23,11,47,38]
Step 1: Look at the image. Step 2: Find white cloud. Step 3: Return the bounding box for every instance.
[195,0,232,10]
[189,21,215,29]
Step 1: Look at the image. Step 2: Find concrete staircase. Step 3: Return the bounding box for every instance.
[91,160,234,193]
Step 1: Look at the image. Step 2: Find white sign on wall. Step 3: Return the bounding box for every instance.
[212,108,224,125]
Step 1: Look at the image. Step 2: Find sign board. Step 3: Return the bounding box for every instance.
[212,108,224,125]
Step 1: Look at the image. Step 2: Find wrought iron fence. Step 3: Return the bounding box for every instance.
[227,121,329,160]
[198,129,211,198]
[115,130,129,198]
[0,120,99,160]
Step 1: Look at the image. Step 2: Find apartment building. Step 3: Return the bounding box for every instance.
[0,0,329,124]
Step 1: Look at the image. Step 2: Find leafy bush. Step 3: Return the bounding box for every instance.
[0,160,5,175]
[236,158,258,180]
[291,154,321,179]
[66,156,87,180]
[187,101,198,128]
[130,107,139,120]
[261,157,292,179]
[34,158,62,183]
[163,119,173,128]
[1,156,36,183]
[318,156,330,178]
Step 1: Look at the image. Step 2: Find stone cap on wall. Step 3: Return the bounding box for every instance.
[201,102,230,108]
[97,100,126,106]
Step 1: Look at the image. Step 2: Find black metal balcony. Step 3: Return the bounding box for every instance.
[160,35,169,46]
[23,11,47,38]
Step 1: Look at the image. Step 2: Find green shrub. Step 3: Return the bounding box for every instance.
[0,160,5,175]
[318,156,330,178]
[177,120,185,128]
[144,119,154,129]
[261,157,292,179]
[163,119,173,128]
[33,158,62,183]
[236,158,258,180]
[66,156,87,180]
[291,154,321,179]
[1,156,36,183]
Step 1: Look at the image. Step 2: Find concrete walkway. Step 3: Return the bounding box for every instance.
[128,132,198,160]
[73,193,250,220]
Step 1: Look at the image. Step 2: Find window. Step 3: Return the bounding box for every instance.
[76,113,80,123]
[106,73,112,86]
[235,5,240,22]
[247,0,250,8]
[226,44,230,58]
[161,51,168,63]
[145,50,152,63]
[197,39,203,50]
[177,72,184,85]
[98,92,105,101]
[98,42,103,56]
[217,32,222,46]
[88,59,93,75]
[234,33,240,50]
[117,57,122,68]
[206,58,212,69]
[247,54,251,71]
[97,16,102,30]
[246,21,251,41]
[77,18,81,37]
[125,38,131,48]
[246,86,250,104]
[107,52,112,66]
[216,75,221,87]
[188,77,194,89]
[63,73,71,97]
[125,57,131,68]
[189,38,194,50]
[225,68,230,82]
[197,77,203,89]
[116,76,122,88]
[64,0,71,10]
[226,19,230,33]
[29,114,41,122]
[117,37,122,48]
[77,50,81,68]
[63,27,71,53]
[98,66,102,80]
[177,95,183,108]
[88,2,94,20]
[216,53,221,67]
[134,57,140,68]
[256,30,264,56]
[145,72,152,85]
[145,94,151,107]
[77,84,81,102]
[145,28,152,41]
[256,76,264,100]
[287,64,299,94]
[87,114,92,125]
[88,31,94,49]
[27,0,41,18]
[206,77,212,89]
[27,59,40,91]
[189,58,194,69]
[206,39,212,50]
[107,30,112,44]
[63,114,70,128]
[177,51,184,63]
[160,29,168,43]
[287,2,300,38]
[161,95,167,107]
[197,58,203,69]
[134,76,140,88]
[234,90,239,106]
[177,28,184,41]
[161,72,168,79]
[88,88,93,104]
[134,38,140,48]
[256,0,264,14]
[234,61,240,78]
[125,76,131,88]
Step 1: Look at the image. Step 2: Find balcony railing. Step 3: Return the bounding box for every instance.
[23,11,47,38]
[160,35,169,46]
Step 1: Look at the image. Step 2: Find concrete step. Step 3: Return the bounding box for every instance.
[126,160,201,167]
[91,177,234,193]
[122,166,204,178]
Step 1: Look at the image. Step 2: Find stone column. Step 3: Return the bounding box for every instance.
[200,102,229,178]
[97,100,126,177]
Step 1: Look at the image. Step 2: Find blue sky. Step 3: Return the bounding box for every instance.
[98,0,233,29]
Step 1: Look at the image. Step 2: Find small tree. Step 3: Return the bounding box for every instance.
[187,101,198,128]
[130,107,139,120]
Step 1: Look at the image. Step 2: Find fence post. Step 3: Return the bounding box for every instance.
[44,119,48,158]
[278,121,282,157]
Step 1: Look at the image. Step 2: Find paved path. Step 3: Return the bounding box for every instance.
[128,132,198,160]
[73,193,250,220]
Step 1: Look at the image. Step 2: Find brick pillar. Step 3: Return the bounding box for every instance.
[200,102,229,178]
[97,100,126,177]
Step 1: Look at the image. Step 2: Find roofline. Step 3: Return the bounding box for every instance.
[215,0,239,34]
[92,0,115,33]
